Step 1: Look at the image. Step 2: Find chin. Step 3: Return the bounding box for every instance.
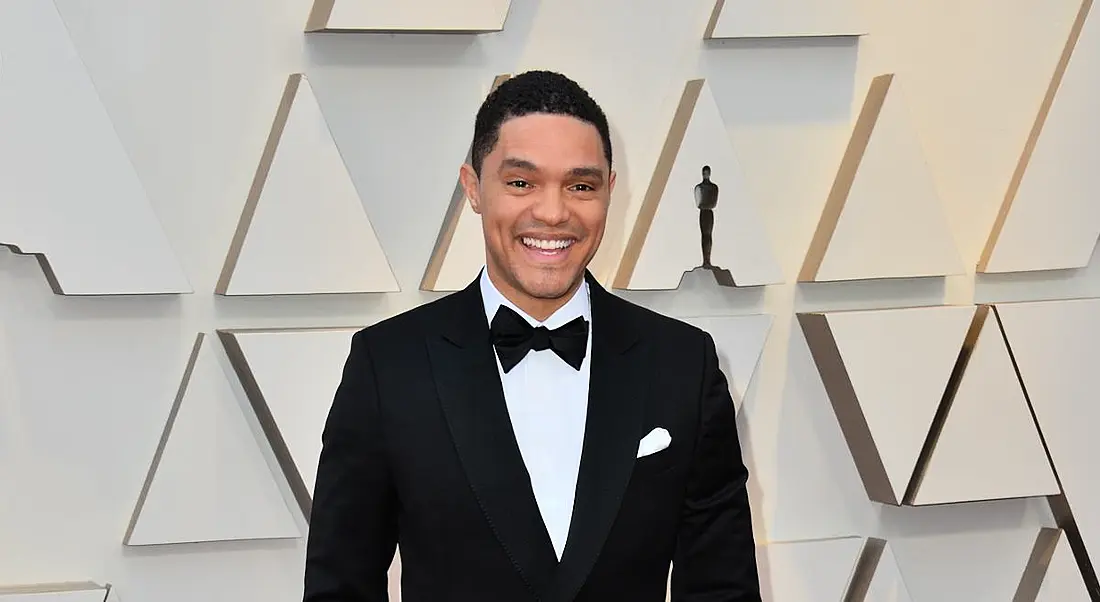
[514,265,583,300]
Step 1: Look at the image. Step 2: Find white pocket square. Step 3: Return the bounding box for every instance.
[637,427,671,458]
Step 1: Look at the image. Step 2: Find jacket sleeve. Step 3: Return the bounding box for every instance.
[670,331,762,601]
[303,330,398,602]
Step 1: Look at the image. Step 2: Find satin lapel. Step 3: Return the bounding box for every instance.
[427,277,559,598]
[547,272,649,602]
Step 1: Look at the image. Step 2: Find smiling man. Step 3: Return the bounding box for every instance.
[303,70,761,602]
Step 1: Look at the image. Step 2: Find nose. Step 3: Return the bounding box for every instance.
[530,188,569,226]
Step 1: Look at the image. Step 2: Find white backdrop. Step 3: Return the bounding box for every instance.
[2,0,1099,600]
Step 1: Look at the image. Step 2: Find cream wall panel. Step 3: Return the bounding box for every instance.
[996,298,1100,586]
[704,0,866,39]
[1034,530,1091,602]
[853,0,1085,266]
[757,537,865,601]
[305,0,512,33]
[1015,528,1092,602]
[614,79,782,290]
[979,1,1100,274]
[799,305,975,505]
[799,74,963,282]
[124,333,301,546]
[216,74,399,296]
[0,583,106,602]
[911,308,1059,505]
[0,0,190,295]
[219,327,361,514]
[863,541,914,602]
[421,74,510,292]
[680,314,773,412]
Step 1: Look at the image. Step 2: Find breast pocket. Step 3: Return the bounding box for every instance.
[631,427,681,479]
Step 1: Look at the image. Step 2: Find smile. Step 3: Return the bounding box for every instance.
[520,236,575,261]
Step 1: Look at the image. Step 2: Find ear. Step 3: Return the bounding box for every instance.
[608,169,617,196]
[459,163,482,214]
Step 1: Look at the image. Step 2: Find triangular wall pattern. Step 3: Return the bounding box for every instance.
[216,73,398,296]
[219,327,364,515]
[798,305,975,505]
[680,314,773,413]
[421,74,511,291]
[859,541,915,602]
[978,0,1099,274]
[910,306,1060,505]
[123,333,301,545]
[1015,528,1092,602]
[997,298,1100,593]
[613,79,782,290]
[703,0,866,39]
[0,1,190,295]
[799,73,963,282]
[0,582,106,602]
[306,0,512,33]
[757,537,866,601]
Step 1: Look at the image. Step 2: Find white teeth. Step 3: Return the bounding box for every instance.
[522,237,572,250]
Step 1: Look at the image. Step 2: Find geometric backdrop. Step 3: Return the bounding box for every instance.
[3,0,1100,600]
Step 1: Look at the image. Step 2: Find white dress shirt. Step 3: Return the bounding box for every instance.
[480,268,592,560]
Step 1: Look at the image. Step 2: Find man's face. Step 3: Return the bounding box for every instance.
[460,113,614,314]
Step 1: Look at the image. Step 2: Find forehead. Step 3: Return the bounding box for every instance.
[492,113,607,169]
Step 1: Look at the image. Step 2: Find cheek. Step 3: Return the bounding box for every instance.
[575,202,608,236]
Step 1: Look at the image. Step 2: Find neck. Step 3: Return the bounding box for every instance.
[485,265,583,322]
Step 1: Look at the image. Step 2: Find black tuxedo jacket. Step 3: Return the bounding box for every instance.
[303,272,761,602]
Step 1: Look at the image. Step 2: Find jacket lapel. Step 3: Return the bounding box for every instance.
[426,277,559,598]
[547,272,649,602]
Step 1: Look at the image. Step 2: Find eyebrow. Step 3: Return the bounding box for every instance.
[499,157,605,182]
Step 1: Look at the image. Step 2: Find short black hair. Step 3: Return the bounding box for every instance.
[469,70,613,176]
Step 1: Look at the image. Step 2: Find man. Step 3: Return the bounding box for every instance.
[303,70,761,602]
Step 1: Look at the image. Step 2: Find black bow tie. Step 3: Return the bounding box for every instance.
[489,305,589,373]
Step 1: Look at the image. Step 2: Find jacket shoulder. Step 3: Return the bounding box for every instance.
[603,290,710,345]
[352,290,467,344]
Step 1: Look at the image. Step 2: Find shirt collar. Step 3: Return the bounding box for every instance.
[480,266,591,329]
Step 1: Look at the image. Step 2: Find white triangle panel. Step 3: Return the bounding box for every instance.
[306,0,512,33]
[863,542,915,602]
[616,79,782,290]
[0,1,190,295]
[980,3,1100,274]
[124,333,301,545]
[1035,531,1091,602]
[421,74,510,292]
[804,74,963,282]
[757,537,865,601]
[221,327,362,502]
[912,309,1060,505]
[0,583,106,602]
[995,298,1100,581]
[218,74,399,296]
[807,305,975,504]
[681,314,773,412]
[425,201,483,291]
[706,0,866,39]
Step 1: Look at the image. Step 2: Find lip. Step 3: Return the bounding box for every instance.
[518,235,576,264]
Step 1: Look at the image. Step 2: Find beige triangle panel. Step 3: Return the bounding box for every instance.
[420,74,511,292]
[799,73,962,283]
[216,73,399,296]
[613,78,782,290]
[704,0,866,39]
[306,0,512,33]
[0,1,190,295]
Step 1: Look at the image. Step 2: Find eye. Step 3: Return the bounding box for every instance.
[506,179,530,188]
[571,183,595,192]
